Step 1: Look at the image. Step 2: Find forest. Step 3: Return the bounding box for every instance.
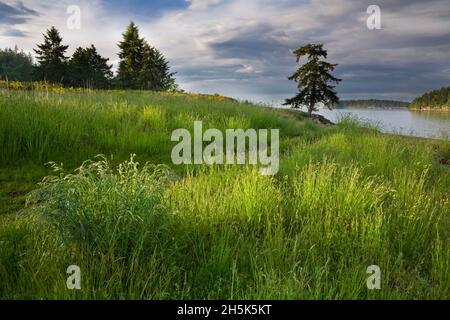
[336,99,410,109]
[410,86,450,111]
[0,22,177,91]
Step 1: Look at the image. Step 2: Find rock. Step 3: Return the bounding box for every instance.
[311,113,334,125]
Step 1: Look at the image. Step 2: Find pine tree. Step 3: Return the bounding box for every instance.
[283,44,341,115]
[68,45,113,89]
[33,26,69,83]
[116,22,145,89]
[140,42,177,91]
[116,22,177,91]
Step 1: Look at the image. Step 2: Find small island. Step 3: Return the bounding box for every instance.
[409,86,450,111]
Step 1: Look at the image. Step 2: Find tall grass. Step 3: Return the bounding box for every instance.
[0,90,309,166]
[0,90,448,299]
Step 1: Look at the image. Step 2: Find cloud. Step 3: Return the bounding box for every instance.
[0,1,38,24]
[1,26,28,37]
[236,64,262,74]
[136,0,449,102]
[0,0,449,103]
[0,1,38,37]
[187,0,223,10]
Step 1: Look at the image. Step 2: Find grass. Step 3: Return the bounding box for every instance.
[0,89,448,299]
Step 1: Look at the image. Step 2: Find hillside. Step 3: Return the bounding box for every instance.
[336,99,410,109]
[0,89,449,299]
[410,86,450,111]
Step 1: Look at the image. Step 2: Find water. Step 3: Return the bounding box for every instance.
[314,108,450,139]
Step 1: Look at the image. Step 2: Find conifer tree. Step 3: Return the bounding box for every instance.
[68,45,113,89]
[140,42,177,91]
[33,26,69,83]
[116,22,145,89]
[284,44,341,115]
[117,22,177,90]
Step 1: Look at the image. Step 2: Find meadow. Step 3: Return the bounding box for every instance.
[0,89,448,299]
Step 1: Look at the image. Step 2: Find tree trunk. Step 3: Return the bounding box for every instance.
[308,103,314,117]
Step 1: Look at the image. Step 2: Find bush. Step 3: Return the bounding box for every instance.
[27,155,173,259]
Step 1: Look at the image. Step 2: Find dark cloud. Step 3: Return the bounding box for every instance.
[2,27,28,37]
[109,0,188,20]
[210,24,288,60]
[186,0,450,103]
[336,61,450,100]
[0,1,38,24]
[0,1,38,37]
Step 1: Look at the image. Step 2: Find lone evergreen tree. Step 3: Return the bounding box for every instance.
[33,26,69,83]
[68,45,113,89]
[284,44,341,115]
[116,22,145,89]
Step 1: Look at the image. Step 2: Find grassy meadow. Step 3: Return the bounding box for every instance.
[0,89,449,299]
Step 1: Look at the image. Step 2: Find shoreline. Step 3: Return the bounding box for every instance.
[409,108,450,112]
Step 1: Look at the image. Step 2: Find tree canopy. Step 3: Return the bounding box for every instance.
[68,45,113,89]
[410,86,450,110]
[27,23,177,91]
[0,46,34,82]
[33,26,69,83]
[140,42,177,91]
[116,22,145,89]
[117,22,177,91]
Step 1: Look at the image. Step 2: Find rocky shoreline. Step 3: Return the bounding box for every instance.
[280,108,335,126]
[310,113,335,125]
[409,107,450,112]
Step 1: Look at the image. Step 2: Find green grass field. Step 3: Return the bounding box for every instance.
[0,89,449,299]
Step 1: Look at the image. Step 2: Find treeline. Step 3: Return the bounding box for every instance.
[0,22,177,91]
[0,47,34,82]
[336,99,410,108]
[410,86,450,110]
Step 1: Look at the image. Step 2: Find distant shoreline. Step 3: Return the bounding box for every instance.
[335,106,408,110]
[336,99,410,109]
[335,105,450,112]
[410,107,450,112]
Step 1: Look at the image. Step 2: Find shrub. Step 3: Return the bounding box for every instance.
[27,155,173,259]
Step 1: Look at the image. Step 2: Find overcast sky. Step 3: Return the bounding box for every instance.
[1,0,449,104]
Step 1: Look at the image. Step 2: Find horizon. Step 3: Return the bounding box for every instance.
[1,0,449,104]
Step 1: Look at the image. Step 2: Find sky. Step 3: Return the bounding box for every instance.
[0,0,449,104]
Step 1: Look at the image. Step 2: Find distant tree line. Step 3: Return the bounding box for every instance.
[0,22,177,91]
[0,46,34,82]
[336,99,410,109]
[410,86,450,110]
